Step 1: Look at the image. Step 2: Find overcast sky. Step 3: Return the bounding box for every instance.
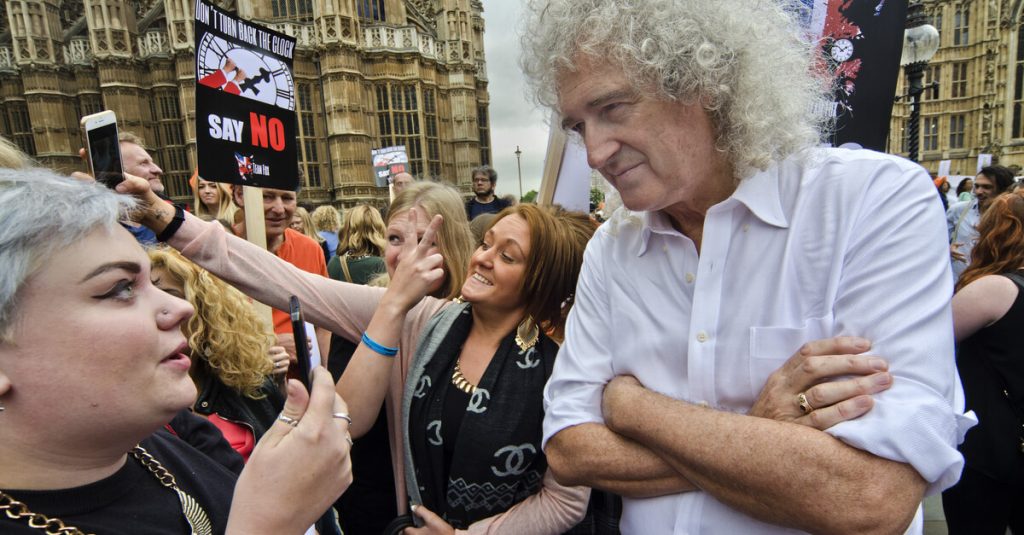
[480,1,552,199]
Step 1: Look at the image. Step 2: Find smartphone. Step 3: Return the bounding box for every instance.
[289,295,313,392]
[80,110,123,188]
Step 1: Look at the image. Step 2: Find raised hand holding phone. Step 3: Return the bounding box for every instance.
[80,110,124,188]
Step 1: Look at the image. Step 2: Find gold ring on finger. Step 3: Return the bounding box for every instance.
[797,392,813,413]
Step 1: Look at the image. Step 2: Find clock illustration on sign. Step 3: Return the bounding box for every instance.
[830,38,854,63]
[197,34,295,110]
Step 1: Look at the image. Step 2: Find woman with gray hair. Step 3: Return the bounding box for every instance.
[0,168,352,534]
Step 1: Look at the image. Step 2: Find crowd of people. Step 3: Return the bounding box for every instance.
[1,0,1023,533]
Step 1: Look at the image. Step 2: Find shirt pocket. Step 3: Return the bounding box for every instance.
[748,316,832,395]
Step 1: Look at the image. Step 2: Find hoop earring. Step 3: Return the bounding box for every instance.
[515,316,539,352]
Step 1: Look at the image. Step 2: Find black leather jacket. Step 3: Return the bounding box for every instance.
[193,373,284,442]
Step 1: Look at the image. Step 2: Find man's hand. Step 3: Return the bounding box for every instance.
[563,336,894,499]
[749,337,892,430]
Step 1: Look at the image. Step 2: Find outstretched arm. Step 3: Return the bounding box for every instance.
[122,175,433,343]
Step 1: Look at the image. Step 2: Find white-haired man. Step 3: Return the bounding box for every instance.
[522,1,972,534]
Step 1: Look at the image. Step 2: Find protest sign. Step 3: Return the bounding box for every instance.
[371,145,409,187]
[977,153,993,173]
[195,0,298,189]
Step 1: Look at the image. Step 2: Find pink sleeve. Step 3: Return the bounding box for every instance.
[461,470,589,535]
[170,212,391,340]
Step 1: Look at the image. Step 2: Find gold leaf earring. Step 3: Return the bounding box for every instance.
[515,316,539,352]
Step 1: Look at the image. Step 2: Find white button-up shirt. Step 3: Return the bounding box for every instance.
[544,148,975,534]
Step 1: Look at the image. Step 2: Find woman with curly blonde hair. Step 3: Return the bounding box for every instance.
[148,247,287,461]
[311,205,342,258]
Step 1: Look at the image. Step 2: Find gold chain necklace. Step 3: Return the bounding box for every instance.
[451,359,477,394]
[450,317,539,395]
[0,446,213,535]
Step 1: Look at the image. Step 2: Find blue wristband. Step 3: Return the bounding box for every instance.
[362,332,398,357]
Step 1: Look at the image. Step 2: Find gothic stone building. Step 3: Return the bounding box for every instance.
[0,0,492,208]
[889,0,1024,177]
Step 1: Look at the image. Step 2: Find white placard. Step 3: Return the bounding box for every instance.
[937,160,951,177]
[948,175,973,193]
[552,139,591,213]
[977,154,992,173]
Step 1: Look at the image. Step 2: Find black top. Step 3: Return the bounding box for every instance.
[441,378,471,480]
[0,430,236,534]
[956,271,1024,487]
[166,409,245,474]
[466,197,511,221]
[193,373,285,445]
[325,254,395,535]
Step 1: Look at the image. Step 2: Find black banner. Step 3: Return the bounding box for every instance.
[806,0,908,151]
[194,0,298,189]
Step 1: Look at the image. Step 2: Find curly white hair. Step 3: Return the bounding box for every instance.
[520,0,833,179]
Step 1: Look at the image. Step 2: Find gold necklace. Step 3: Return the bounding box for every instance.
[0,446,213,535]
[451,359,477,394]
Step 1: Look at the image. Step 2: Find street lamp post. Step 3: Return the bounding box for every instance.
[514,145,523,201]
[900,1,940,163]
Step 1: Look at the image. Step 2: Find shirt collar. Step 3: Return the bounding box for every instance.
[636,210,679,256]
[634,165,789,256]
[730,164,789,229]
